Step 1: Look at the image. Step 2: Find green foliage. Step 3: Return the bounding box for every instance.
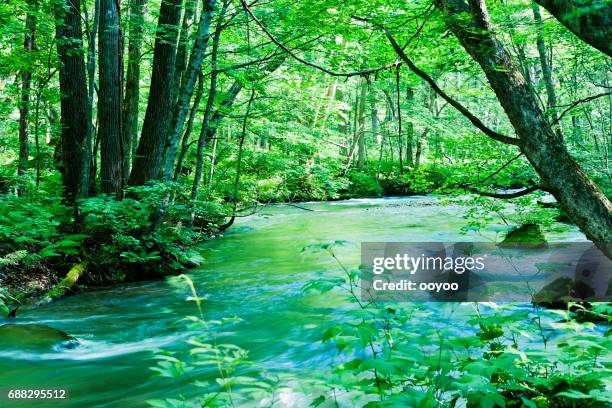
[148,275,273,407]
[301,246,612,408]
[345,171,383,198]
[0,185,226,301]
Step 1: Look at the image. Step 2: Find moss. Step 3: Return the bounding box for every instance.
[499,223,547,247]
[39,262,87,305]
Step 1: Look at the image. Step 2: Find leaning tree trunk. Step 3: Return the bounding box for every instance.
[56,0,89,204]
[129,0,182,186]
[435,0,612,251]
[99,0,123,196]
[18,11,36,196]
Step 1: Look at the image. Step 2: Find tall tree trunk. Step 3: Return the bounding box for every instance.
[56,0,89,204]
[172,0,196,105]
[405,86,415,168]
[129,0,182,186]
[191,0,229,202]
[435,0,612,251]
[18,11,36,196]
[123,0,147,180]
[356,78,367,170]
[395,67,404,175]
[99,0,123,196]
[208,132,218,187]
[84,0,99,196]
[163,0,217,181]
[533,0,612,57]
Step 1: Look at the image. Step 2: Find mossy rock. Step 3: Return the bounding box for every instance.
[533,277,595,308]
[0,324,79,351]
[499,223,547,247]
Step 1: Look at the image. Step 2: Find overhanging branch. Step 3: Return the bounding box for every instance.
[240,0,398,78]
[383,29,521,146]
[471,185,544,199]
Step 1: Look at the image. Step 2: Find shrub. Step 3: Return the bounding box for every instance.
[344,171,382,198]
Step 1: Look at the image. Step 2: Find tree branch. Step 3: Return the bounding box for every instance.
[240,0,398,78]
[383,28,521,146]
[471,185,544,199]
[479,152,523,184]
[551,91,611,126]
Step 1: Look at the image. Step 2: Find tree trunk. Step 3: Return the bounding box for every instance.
[191,0,228,202]
[395,67,404,175]
[84,0,99,196]
[123,0,147,180]
[172,0,197,106]
[357,78,367,170]
[174,71,204,179]
[56,0,90,204]
[436,0,612,251]
[533,0,612,57]
[163,0,217,181]
[18,11,36,196]
[405,86,415,168]
[129,0,182,186]
[205,81,242,144]
[99,0,123,196]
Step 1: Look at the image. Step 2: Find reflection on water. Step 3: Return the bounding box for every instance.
[0,197,586,407]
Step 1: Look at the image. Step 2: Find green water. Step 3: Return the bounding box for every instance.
[0,197,585,407]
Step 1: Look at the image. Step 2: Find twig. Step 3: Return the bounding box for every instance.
[551,91,611,126]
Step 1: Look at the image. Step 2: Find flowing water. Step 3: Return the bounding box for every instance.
[0,197,586,407]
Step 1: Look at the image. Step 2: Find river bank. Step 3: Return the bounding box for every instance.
[3,196,606,408]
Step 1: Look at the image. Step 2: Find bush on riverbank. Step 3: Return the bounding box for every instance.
[0,185,227,310]
[301,243,612,407]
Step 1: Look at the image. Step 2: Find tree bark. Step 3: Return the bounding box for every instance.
[174,71,204,179]
[129,0,182,186]
[99,0,123,196]
[56,0,90,204]
[84,0,99,196]
[163,0,217,181]
[395,67,404,175]
[172,0,197,106]
[123,0,147,180]
[533,0,612,57]
[191,0,229,202]
[357,78,367,170]
[405,86,415,168]
[435,0,612,251]
[18,11,36,196]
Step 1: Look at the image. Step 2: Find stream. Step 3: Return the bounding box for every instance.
[0,196,586,407]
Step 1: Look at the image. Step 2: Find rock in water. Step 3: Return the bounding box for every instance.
[499,223,547,247]
[0,324,79,351]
